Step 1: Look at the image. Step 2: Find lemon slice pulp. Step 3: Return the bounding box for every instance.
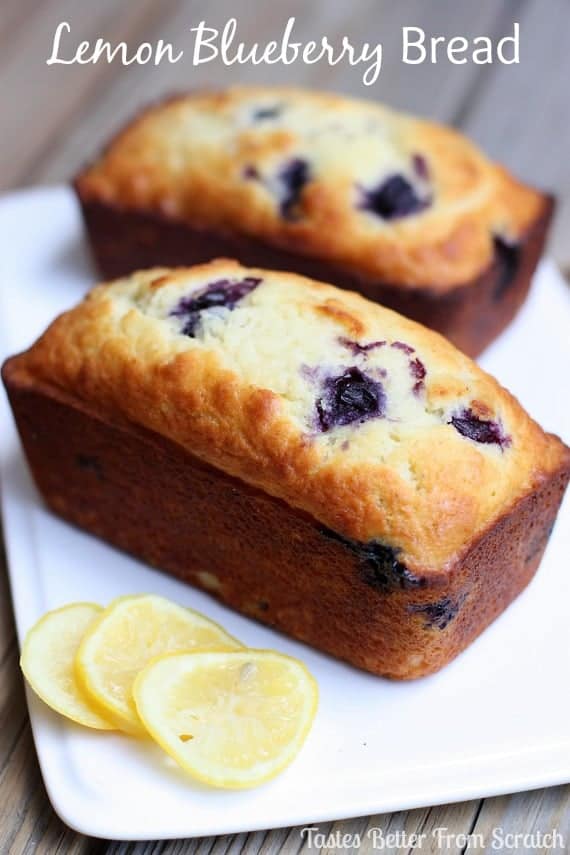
[75,594,242,733]
[20,603,114,730]
[133,649,318,788]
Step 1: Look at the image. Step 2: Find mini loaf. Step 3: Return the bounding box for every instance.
[74,86,553,357]
[3,260,569,678]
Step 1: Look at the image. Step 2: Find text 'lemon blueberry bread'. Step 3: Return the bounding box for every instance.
[75,86,553,357]
[3,261,568,679]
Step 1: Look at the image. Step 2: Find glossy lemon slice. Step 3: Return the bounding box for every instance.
[133,649,318,788]
[20,603,114,730]
[75,594,242,734]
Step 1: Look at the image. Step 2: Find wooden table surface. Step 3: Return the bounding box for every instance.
[1,1,569,852]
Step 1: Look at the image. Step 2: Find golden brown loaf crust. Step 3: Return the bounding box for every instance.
[3,260,569,678]
[75,86,545,291]
[7,260,568,574]
[74,86,553,357]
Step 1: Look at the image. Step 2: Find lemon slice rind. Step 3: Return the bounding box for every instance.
[133,649,318,789]
[75,593,243,734]
[20,602,115,730]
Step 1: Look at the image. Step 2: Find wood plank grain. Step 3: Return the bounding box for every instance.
[314,0,513,120]
[0,542,98,854]
[459,0,570,266]
[0,0,180,191]
[26,0,320,186]
[362,801,482,855]
[0,0,42,50]
[30,0,508,186]
[464,786,570,854]
[0,1,569,853]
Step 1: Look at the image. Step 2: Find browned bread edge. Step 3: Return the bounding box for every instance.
[4,357,568,679]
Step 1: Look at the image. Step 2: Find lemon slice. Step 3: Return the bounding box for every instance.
[133,649,318,788]
[75,594,242,733]
[20,603,114,730]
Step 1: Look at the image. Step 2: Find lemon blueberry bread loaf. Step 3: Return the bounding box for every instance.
[3,260,568,678]
[74,86,553,356]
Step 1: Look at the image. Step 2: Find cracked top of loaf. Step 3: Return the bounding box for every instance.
[15,259,568,575]
[75,86,547,290]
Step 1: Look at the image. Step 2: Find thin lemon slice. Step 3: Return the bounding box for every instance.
[75,594,242,733]
[20,603,114,730]
[133,649,318,788]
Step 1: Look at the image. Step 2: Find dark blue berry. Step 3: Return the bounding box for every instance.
[315,367,386,432]
[76,454,104,481]
[360,174,431,220]
[391,341,415,355]
[338,336,386,354]
[412,153,430,180]
[449,408,511,449]
[409,357,426,395]
[243,164,260,180]
[320,528,425,592]
[359,542,425,591]
[170,277,261,337]
[279,158,311,220]
[408,594,466,630]
[252,105,282,121]
[493,236,521,300]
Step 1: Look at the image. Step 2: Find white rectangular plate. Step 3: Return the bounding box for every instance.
[1,187,569,841]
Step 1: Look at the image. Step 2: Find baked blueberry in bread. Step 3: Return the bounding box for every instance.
[3,260,568,678]
[74,87,554,356]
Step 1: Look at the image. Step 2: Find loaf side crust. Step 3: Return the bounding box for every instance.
[3,367,569,679]
[4,260,568,575]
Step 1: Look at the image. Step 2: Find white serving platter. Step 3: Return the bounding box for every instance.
[0,186,569,841]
